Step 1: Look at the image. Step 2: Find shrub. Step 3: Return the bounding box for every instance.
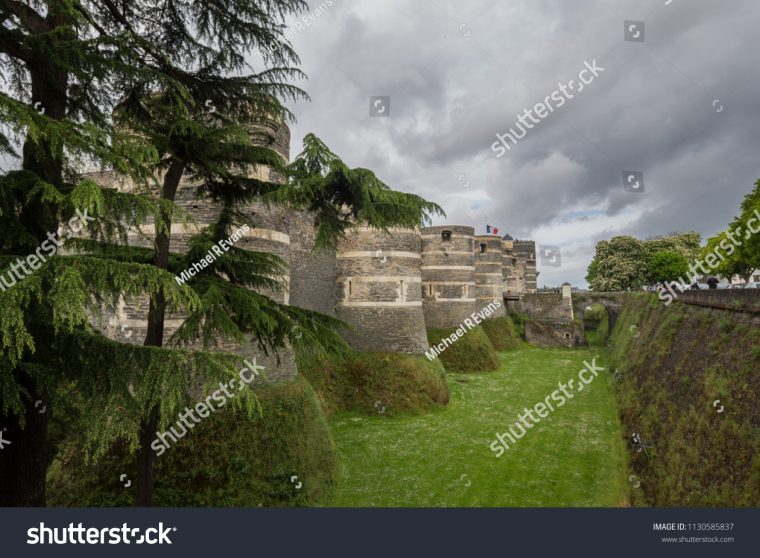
[480,316,523,351]
[47,376,339,507]
[426,325,499,373]
[297,348,449,417]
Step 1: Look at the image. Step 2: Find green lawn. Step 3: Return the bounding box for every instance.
[325,346,629,507]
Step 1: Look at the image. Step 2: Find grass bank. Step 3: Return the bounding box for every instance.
[325,346,628,506]
[608,292,760,506]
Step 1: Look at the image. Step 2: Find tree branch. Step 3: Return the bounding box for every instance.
[0,0,47,34]
[0,25,29,61]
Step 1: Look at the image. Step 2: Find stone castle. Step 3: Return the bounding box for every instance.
[89,119,538,378]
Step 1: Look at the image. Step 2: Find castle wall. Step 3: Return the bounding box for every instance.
[85,119,544,361]
[513,240,537,293]
[286,209,338,316]
[474,235,506,317]
[502,238,519,296]
[420,225,478,328]
[90,120,299,383]
[335,227,429,354]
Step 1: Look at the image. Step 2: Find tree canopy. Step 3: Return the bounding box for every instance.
[700,179,760,283]
[0,0,443,507]
[587,232,701,291]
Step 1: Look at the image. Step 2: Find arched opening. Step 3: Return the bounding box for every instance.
[583,303,610,347]
[441,230,452,242]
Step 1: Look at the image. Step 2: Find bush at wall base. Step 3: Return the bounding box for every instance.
[426,325,500,373]
[46,376,339,507]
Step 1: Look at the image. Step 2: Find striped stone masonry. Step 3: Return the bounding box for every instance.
[474,235,507,317]
[420,225,478,328]
[335,227,429,354]
[88,118,298,383]
[82,117,545,366]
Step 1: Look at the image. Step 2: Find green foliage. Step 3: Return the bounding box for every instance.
[701,179,760,282]
[585,256,599,286]
[274,134,445,248]
[588,232,702,291]
[426,326,499,372]
[42,329,262,461]
[508,313,528,339]
[297,347,449,417]
[47,376,339,507]
[648,251,690,284]
[584,309,609,348]
[583,304,607,324]
[0,0,445,506]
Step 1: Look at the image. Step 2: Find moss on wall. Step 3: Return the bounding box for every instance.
[608,293,760,506]
[508,313,527,339]
[297,348,449,417]
[47,376,339,507]
[426,325,499,372]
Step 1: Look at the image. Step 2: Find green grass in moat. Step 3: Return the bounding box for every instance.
[325,345,629,507]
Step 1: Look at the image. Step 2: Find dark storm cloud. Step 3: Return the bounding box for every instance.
[284,0,760,286]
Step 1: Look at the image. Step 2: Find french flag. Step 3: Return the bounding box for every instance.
[486,224,500,235]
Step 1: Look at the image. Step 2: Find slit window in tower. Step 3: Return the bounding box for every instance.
[348,280,352,296]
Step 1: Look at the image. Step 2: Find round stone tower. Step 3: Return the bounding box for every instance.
[420,225,477,328]
[474,235,506,316]
[502,235,518,296]
[335,227,428,354]
[98,116,298,382]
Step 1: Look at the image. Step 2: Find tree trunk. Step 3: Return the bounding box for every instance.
[134,158,185,506]
[0,372,49,506]
[0,22,69,505]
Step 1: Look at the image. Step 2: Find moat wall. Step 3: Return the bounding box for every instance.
[608,292,760,506]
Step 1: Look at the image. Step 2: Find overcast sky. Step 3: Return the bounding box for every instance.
[280,0,760,287]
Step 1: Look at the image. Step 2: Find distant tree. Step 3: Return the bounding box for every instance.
[588,232,702,291]
[701,180,760,283]
[585,256,599,286]
[589,236,648,291]
[648,251,689,284]
[645,231,701,261]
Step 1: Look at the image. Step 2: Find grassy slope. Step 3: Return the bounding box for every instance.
[585,311,609,348]
[47,376,339,507]
[325,346,628,507]
[481,316,524,351]
[426,325,499,372]
[608,293,760,506]
[297,349,449,417]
